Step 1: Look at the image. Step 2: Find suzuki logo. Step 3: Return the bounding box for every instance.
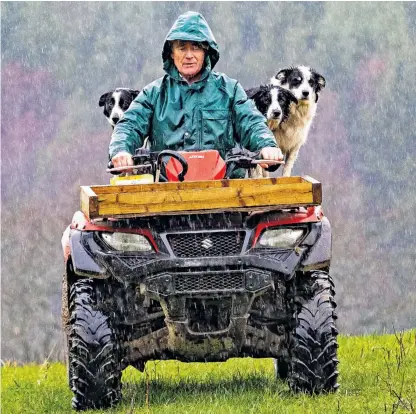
[201,238,213,249]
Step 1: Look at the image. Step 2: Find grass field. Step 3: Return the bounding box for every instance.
[2,331,415,414]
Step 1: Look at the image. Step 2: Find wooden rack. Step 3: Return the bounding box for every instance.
[80,176,321,219]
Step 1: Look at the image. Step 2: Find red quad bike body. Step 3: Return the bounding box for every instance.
[165,150,226,181]
[61,149,339,411]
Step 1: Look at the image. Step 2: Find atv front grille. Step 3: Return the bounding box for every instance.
[167,231,245,258]
[146,269,272,296]
[174,271,245,293]
[117,256,156,268]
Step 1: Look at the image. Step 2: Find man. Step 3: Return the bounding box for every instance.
[110,11,283,174]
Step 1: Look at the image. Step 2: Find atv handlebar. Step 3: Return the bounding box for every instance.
[107,149,188,182]
[224,147,283,176]
[107,148,284,179]
[156,150,188,182]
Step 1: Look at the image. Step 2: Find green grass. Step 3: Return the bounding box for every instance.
[2,331,415,414]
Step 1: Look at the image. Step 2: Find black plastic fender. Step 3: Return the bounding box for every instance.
[70,230,107,277]
[300,217,332,270]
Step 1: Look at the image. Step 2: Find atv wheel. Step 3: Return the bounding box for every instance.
[68,279,122,410]
[288,271,339,393]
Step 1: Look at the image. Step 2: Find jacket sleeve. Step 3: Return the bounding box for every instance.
[108,85,156,159]
[231,82,277,152]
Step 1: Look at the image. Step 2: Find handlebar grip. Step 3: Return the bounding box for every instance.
[107,161,122,175]
[264,163,281,172]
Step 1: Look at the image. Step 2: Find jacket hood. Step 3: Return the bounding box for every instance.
[162,11,220,75]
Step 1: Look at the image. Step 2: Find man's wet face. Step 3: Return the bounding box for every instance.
[171,40,206,81]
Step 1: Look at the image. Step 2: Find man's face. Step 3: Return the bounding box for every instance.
[171,40,206,80]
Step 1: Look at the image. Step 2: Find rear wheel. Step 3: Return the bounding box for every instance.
[288,271,339,393]
[68,279,122,410]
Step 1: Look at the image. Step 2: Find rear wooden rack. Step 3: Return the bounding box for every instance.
[80,176,321,220]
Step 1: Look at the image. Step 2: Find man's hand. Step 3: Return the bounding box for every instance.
[259,146,284,168]
[111,151,134,172]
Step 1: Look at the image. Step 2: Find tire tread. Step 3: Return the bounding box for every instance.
[68,279,122,411]
[288,271,339,394]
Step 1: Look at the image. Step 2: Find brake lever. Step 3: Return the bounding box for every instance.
[106,165,138,174]
[250,159,285,172]
[107,161,124,175]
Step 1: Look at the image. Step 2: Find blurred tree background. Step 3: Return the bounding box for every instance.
[1,2,415,362]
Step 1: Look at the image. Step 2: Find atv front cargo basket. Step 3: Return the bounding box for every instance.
[80,176,321,219]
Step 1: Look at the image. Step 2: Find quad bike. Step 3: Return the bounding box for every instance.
[61,148,339,410]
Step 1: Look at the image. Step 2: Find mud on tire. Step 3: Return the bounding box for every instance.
[288,271,339,393]
[68,279,122,411]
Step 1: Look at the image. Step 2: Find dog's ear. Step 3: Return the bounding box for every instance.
[245,85,270,116]
[245,86,261,100]
[311,71,326,102]
[274,69,290,84]
[99,92,112,107]
[281,88,298,105]
[130,89,140,100]
[245,85,269,101]
[313,72,326,92]
[316,74,326,92]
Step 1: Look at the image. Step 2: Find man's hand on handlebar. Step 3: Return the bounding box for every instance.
[110,147,283,173]
[259,146,284,169]
[112,151,134,172]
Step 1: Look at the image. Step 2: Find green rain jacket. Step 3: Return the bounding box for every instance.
[109,11,277,164]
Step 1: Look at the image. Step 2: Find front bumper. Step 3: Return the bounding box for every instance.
[69,218,331,282]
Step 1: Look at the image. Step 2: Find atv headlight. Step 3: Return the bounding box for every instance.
[102,232,153,252]
[258,228,304,248]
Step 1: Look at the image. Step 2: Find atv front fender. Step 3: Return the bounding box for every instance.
[300,217,331,270]
[70,230,107,277]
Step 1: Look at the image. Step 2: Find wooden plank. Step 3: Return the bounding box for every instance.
[96,183,313,217]
[116,182,312,206]
[81,176,321,219]
[96,182,311,205]
[94,204,312,219]
[302,175,320,184]
[80,186,98,220]
[302,176,322,204]
[89,176,304,195]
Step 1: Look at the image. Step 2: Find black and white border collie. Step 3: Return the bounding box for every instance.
[268,66,326,176]
[99,88,140,128]
[245,84,297,177]
[246,84,298,129]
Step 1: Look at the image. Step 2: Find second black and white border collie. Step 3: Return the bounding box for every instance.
[269,66,326,176]
[246,84,298,129]
[99,88,140,128]
[246,84,298,177]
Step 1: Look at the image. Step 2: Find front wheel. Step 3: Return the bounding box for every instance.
[68,279,122,410]
[288,271,339,393]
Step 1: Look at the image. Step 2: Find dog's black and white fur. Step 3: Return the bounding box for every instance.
[245,84,298,177]
[246,84,298,129]
[267,65,326,176]
[99,88,140,128]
